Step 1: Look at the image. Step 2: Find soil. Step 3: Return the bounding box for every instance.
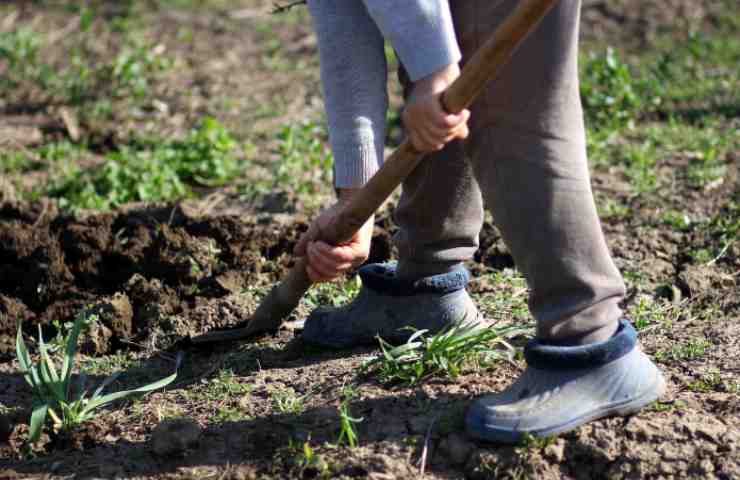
[1,1,738,479]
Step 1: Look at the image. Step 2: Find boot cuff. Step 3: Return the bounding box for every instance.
[359,262,470,297]
[524,319,637,370]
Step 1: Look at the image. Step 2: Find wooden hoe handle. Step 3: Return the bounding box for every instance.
[191,0,559,344]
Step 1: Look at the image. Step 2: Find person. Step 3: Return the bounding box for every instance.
[294,0,665,443]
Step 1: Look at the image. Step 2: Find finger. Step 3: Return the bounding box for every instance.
[309,243,351,278]
[307,264,334,283]
[442,122,470,143]
[417,128,446,152]
[434,111,468,129]
[314,241,356,264]
[425,122,456,140]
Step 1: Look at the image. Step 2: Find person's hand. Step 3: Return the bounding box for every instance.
[294,189,374,283]
[402,63,470,153]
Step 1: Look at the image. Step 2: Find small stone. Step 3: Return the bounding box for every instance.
[151,418,201,457]
[698,458,715,474]
[544,439,565,462]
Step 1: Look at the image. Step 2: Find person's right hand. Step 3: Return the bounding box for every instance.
[294,189,374,283]
[402,63,470,153]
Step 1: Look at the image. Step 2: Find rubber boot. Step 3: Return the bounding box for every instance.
[301,262,479,349]
[466,319,666,443]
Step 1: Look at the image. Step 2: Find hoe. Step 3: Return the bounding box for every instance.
[192,0,560,344]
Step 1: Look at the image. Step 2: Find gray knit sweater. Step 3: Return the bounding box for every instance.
[307,0,460,188]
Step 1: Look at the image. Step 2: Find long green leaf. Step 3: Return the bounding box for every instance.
[91,372,120,399]
[29,403,49,443]
[15,323,38,390]
[82,370,177,415]
[61,313,88,383]
[37,326,60,383]
[37,326,66,402]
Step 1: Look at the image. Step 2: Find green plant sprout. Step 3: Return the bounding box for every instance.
[16,312,179,443]
[362,320,525,386]
[336,398,362,449]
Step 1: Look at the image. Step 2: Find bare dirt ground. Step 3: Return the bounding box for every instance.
[1,1,738,479]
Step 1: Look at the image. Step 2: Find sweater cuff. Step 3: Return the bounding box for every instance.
[331,126,383,189]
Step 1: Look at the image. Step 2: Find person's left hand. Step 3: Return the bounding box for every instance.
[402,63,470,153]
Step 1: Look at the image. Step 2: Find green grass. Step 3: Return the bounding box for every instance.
[205,369,252,398]
[476,270,530,323]
[686,369,723,393]
[582,24,739,200]
[271,387,307,415]
[628,295,683,331]
[0,17,171,108]
[362,320,525,386]
[655,338,712,363]
[44,118,244,210]
[304,277,362,310]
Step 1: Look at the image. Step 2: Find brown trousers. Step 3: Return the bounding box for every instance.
[395,0,625,344]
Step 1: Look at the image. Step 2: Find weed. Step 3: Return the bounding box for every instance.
[622,141,659,195]
[273,121,333,195]
[0,151,37,174]
[271,388,306,415]
[597,197,631,221]
[1,15,171,107]
[660,211,693,232]
[206,369,252,398]
[336,391,362,449]
[699,202,739,264]
[580,47,657,130]
[215,407,250,423]
[284,438,329,477]
[656,338,711,363]
[304,276,362,310]
[520,433,556,450]
[686,369,722,393]
[46,118,243,210]
[651,400,686,413]
[476,270,530,323]
[16,312,179,443]
[82,353,140,376]
[362,320,525,386]
[629,295,683,331]
[0,29,47,88]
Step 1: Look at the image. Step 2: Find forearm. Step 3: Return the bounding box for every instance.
[362,0,461,81]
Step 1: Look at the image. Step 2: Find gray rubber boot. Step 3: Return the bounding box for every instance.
[466,319,666,443]
[301,262,479,349]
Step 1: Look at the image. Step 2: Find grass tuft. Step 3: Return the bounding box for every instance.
[362,320,525,386]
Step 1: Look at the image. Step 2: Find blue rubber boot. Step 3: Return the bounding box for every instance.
[466,319,666,443]
[301,262,479,349]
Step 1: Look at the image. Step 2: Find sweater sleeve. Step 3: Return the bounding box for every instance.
[362,0,461,81]
[308,0,388,188]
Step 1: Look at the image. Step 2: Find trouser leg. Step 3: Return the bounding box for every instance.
[393,77,484,280]
[460,0,625,343]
